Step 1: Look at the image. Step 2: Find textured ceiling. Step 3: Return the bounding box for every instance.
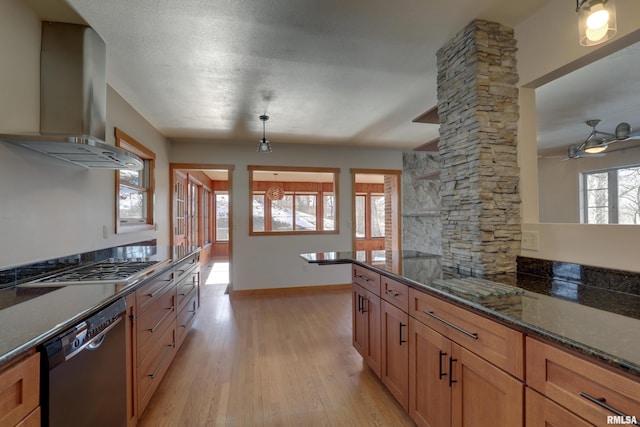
[536,40,640,157]
[26,0,551,150]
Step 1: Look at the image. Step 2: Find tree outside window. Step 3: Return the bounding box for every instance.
[248,166,339,235]
[583,165,640,224]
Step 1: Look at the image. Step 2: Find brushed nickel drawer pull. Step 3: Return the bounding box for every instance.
[356,274,372,282]
[148,307,175,333]
[147,281,171,298]
[422,310,478,340]
[179,284,196,296]
[579,392,637,423]
[386,289,400,297]
[148,343,174,379]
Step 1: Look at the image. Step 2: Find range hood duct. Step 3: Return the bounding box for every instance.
[0,22,143,170]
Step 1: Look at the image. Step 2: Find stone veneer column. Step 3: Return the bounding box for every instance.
[437,20,521,275]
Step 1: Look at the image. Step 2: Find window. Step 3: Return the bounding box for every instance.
[582,165,640,224]
[355,192,386,239]
[115,128,155,232]
[215,191,229,241]
[203,188,211,245]
[248,166,339,235]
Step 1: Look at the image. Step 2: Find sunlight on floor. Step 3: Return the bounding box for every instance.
[205,262,229,285]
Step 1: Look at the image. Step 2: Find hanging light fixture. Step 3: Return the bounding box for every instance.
[266,173,285,201]
[577,0,617,46]
[257,114,272,153]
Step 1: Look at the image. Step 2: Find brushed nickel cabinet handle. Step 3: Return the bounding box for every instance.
[148,343,174,379]
[579,392,638,424]
[421,310,478,340]
[148,307,175,333]
[386,289,400,297]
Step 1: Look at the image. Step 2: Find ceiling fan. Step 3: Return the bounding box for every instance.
[566,119,640,159]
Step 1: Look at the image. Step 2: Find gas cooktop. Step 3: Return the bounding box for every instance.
[23,259,168,286]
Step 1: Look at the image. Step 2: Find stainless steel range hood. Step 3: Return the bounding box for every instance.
[0,22,143,170]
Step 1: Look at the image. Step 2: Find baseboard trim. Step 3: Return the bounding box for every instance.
[230,283,351,297]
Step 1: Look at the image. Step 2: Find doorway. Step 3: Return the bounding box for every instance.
[351,169,402,266]
[170,163,234,292]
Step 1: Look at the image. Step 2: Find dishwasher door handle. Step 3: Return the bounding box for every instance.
[66,316,123,360]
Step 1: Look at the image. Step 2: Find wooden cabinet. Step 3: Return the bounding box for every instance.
[176,264,199,350]
[409,316,523,427]
[352,283,382,377]
[527,337,640,426]
[132,252,200,417]
[450,343,523,427]
[409,287,524,379]
[382,275,409,312]
[353,264,381,295]
[0,352,40,427]
[526,388,593,427]
[135,277,177,415]
[381,300,409,410]
[409,317,451,427]
[125,293,138,427]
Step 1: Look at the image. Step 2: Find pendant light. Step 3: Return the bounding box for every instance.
[266,173,285,201]
[257,115,272,153]
[577,0,617,46]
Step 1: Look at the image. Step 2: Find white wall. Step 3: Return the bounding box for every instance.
[171,140,403,291]
[515,0,640,271]
[0,0,170,268]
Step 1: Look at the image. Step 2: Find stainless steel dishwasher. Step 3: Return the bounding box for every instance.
[40,298,127,427]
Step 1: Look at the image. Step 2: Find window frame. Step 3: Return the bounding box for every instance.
[115,128,156,233]
[355,191,386,241]
[215,190,230,242]
[248,165,339,236]
[582,164,640,224]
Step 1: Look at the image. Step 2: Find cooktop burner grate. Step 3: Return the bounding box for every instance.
[27,260,162,285]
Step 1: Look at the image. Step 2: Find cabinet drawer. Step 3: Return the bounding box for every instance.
[526,388,592,427]
[15,407,40,427]
[174,254,199,284]
[136,269,174,315]
[527,337,640,426]
[176,269,198,313]
[0,352,39,427]
[137,322,176,413]
[353,265,381,296]
[176,293,198,349]
[381,275,409,312]
[137,286,176,360]
[409,288,524,379]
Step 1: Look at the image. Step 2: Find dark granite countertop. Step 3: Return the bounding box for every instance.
[301,250,640,377]
[0,245,200,366]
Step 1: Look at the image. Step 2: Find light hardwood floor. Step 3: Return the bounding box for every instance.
[137,264,415,427]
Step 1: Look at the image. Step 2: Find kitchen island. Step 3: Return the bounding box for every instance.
[301,250,640,426]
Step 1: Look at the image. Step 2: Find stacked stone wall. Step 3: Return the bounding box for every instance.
[437,20,521,275]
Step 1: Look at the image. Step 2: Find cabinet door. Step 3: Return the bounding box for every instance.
[125,293,138,427]
[363,290,381,378]
[451,343,523,427]
[409,317,452,427]
[526,388,592,427]
[382,300,409,410]
[352,284,366,358]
